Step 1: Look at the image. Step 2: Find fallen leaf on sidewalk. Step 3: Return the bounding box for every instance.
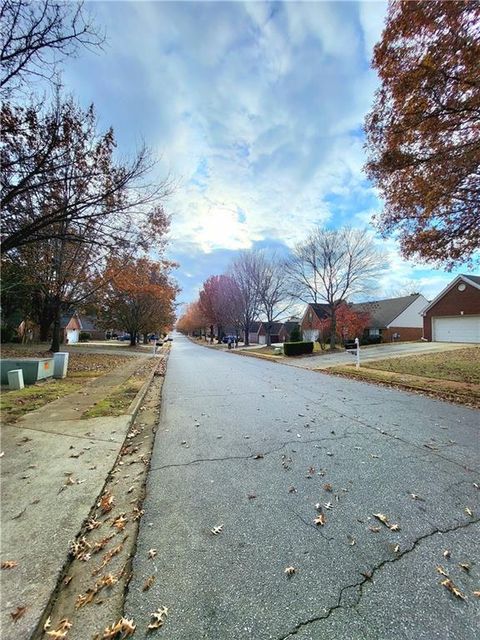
[441,578,466,600]
[99,492,115,514]
[10,605,27,621]
[148,549,157,559]
[102,617,136,639]
[142,575,156,591]
[86,518,101,531]
[147,607,168,630]
[112,514,128,531]
[1,560,18,569]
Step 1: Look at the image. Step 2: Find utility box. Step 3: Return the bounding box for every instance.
[53,352,69,379]
[8,369,24,390]
[0,358,54,385]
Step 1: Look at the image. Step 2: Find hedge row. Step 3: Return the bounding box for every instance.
[283,341,314,356]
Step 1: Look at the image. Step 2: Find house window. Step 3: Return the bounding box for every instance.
[369,328,380,337]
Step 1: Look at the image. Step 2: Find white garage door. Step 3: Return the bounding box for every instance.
[258,335,266,345]
[433,316,480,343]
[67,329,80,344]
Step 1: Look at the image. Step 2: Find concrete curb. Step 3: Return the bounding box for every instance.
[126,363,158,419]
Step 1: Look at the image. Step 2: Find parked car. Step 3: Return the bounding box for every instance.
[221,335,236,344]
[117,334,131,341]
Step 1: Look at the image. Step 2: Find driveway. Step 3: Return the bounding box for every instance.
[279,341,472,370]
[125,335,479,639]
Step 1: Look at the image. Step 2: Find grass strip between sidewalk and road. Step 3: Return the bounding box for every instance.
[325,346,480,408]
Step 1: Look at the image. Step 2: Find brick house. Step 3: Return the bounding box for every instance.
[258,322,283,344]
[422,274,480,343]
[301,295,429,343]
[242,321,263,344]
[300,304,330,341]
[352,294,429,342]
[278,320,301,342]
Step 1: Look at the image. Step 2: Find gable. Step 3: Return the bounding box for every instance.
[423,275,480,316]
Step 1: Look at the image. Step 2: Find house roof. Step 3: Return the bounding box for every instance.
[351,294,424,329]
[422,274,480,315]
[79,315,99,331]
[308,303,330,320]
[269,322,284,333]
[249,321,262,333]
[462,274,480,287]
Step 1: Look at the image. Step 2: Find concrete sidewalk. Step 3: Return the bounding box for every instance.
[0,354,156,640]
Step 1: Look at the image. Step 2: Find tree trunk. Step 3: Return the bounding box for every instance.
[330,307,337,350]
[130,331,137,347]
[244,320,250,346]
[49,300,61,352]
[266,323,272,347]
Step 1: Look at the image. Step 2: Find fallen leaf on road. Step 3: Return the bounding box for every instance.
[459,563,470,572]
[465,507,473,517]
[324,502,333,510]
[142,575,156,591]
[323,483,333,492]
[1,560,18,569]
[211,525,223,535]
[369,526,381,533]
[441,578,466,600]
[393,544,400,553]
[148,549,157,559]
[409,494,424,501]
[443,550,451,558]
[473,591,480,598]
[314,514,326,526]
[347,535,356,546]
[63,576,73,587]
[436,566,449,577]
[284,566,296,576]
[10,605,27,622]
[147,607,168,630]
[288,486,297,493]
[247,492,257,500]
[373,513,389,525]
[44,617,51,630]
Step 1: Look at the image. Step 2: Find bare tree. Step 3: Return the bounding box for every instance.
[1,96,173,254]
[252,250,291,347]
[285,228,386,348]
[1,0,104,96]
[229,251,261,345]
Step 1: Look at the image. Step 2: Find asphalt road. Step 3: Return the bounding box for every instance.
[125,334,480,639]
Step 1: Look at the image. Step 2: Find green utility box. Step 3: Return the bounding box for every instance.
[0,358,54,385]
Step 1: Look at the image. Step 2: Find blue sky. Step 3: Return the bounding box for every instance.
[63,0,474,306]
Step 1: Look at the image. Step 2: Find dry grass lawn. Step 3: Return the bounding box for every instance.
[1,349,133,422]
[327,346,480,407]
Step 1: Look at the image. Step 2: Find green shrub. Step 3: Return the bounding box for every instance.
[79,331,91,342]
[283,341,314,356]
[289,325,301,342]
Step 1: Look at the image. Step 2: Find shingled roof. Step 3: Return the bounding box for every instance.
[351,294,424,329]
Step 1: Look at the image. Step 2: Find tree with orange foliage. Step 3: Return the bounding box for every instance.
[365,0,480,269]
[176,301,208,337]
[101,256,178,346]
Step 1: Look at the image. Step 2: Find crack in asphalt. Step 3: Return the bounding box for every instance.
[276,517,480,640]
[148,433,352,472]
[291,510,335,542]
[300,394,479,474]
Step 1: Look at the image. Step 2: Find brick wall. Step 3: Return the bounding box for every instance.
[423,281,480,341]
[383,327,423,342]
